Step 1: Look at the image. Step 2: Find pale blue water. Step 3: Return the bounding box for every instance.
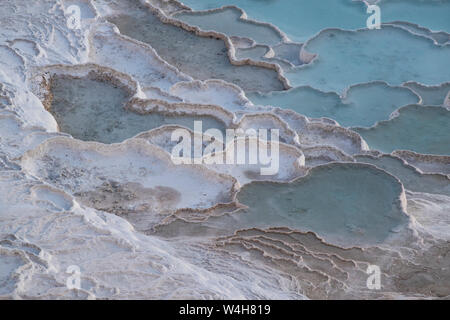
[355,155,450,196]
[169,0,450,248]
[404,82,450,106]
[248,82,419,128]
[180,0,450,42]
[200,163,409,246]
[285,27,450,93]
[355,105,450,155]
[178,2,450,92]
